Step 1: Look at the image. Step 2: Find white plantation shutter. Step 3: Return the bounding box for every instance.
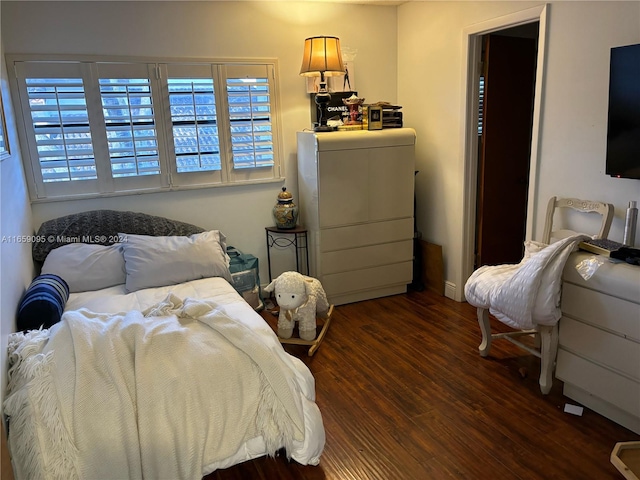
[169,78,219,173]
[94,62,166,192]
[224,64,279,183]
[14,62,100,198]
[10,56,282,200]
[161,63,224,187]
[100,78,159,177]
[27,77,95,181]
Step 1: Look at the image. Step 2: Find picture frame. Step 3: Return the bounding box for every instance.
[365,105,383,130]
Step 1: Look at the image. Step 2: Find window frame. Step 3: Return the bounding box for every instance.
[7,54,284,202]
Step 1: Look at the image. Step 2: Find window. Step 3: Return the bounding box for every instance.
[10,56,282,200]
[227,75,274,170]
[167,77,219,174]
[27,76,96,182]
[99,77,160,178]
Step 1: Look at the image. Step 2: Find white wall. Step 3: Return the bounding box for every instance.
[1,0,398,276]
[399,1,640,300]
[536,2,640,237]
[0,41,34,405]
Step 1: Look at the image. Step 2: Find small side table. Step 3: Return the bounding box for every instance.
[265,225,310,282]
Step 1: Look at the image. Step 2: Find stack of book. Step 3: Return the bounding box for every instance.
[372,102,403,128]
[579,238,640,265]
[578,238,624,256]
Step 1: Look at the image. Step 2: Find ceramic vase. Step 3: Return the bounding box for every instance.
[273,187,299,229]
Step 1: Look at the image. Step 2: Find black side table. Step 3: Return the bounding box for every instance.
[265,225,310,282]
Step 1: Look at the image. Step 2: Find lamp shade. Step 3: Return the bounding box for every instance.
[299,36,345,77]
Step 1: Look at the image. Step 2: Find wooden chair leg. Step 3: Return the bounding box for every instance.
[477,307,492,357]
[538,324,558,395]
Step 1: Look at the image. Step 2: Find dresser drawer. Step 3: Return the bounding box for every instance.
[563,251,640,303]
[322,261,413,298]
[561,282,640,342]
[321,240,413,275]
[320,218,414,252]
[559,317,640,380]
[317,144,414,227]
[556,350,640,417]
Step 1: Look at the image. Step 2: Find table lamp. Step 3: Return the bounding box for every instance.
[299,36,345,132]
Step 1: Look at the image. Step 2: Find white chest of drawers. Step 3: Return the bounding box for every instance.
[556,251,640,434]
[296,129,416,306]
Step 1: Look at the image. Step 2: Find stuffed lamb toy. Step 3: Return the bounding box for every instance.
[264,271,330,341]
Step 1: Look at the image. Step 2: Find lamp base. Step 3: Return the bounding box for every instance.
[313,80,334,133]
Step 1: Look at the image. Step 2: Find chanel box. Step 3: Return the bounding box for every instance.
[310,91,358,126]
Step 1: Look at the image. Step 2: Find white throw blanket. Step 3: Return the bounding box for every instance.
[464,235,588,329]
[5,294,308,480]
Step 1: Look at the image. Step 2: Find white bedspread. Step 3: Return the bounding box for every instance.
[4,278,325,480]
[464,235,588,329]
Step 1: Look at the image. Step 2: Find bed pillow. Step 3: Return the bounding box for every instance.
[41,243,126,293]
[17,274,70,332]
[520,240,548,263]
[121,230,231,293]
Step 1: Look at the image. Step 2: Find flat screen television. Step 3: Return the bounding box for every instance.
[605,43,640,179]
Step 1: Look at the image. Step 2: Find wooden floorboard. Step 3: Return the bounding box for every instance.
[204,288,639,479]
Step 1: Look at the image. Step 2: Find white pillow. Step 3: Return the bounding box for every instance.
[121,230,231,293]
[41,243,126,293]
[520,240,548,263]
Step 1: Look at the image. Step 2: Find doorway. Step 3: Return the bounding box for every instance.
[475,24,539,267]
[459,5,549,301]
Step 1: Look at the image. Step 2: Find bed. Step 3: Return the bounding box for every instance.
[4,210,325,480]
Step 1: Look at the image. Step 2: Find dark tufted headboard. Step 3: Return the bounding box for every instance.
[33,210,205,263]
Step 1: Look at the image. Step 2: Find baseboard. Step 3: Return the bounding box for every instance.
[444,281,456,300]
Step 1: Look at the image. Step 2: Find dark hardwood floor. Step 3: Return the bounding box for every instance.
[205,288,639,479]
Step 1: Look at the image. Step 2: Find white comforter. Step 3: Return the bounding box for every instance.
[5,278,325,480]
[464,235,588,330]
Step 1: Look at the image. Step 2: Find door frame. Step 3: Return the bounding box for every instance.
[459,4,549,300]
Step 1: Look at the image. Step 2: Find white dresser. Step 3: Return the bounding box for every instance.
[556,251,640,434]
[296,129,416,306]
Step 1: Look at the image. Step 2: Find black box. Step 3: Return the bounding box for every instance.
[310,91,358,125]
[382,110,403,128]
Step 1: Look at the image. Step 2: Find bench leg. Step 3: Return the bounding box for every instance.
[477,307,492,357]
[538,324,558,395]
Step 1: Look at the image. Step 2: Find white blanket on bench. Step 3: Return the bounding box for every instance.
[464,235,588,330]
